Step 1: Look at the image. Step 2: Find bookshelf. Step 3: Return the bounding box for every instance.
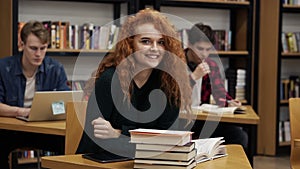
[0,0,133,168]
[258,0,300,155]
[141,0,257,105]
[12,0,136,88]
[277,2,300,152]
[10,149,60,169]
[0,0,136,58]
[0,0,260,160]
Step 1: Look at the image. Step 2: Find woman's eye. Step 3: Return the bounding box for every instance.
[140,39,151,45]
[158,40,165,46]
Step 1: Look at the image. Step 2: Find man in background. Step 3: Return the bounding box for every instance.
[0,20,70,168]
[186,23,248,150]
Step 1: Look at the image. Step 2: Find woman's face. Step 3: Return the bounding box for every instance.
[132,23,165,69]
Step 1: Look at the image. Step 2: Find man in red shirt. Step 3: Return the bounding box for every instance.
[186,23,248,150]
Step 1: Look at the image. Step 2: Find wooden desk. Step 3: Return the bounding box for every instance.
[181,105,259,165]
[180,105,259,125]
[41,145,251,169]
[0,117,65,136]
[0,106,256,136]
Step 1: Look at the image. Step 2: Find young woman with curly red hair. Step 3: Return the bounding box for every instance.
[77,9,193,157]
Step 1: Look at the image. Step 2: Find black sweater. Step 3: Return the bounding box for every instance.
[76,67,181,157]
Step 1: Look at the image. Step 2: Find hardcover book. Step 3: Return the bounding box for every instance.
[129,129,193,146]
[136,142,195,153]
[133,161,196,169]
[135,149,196,161]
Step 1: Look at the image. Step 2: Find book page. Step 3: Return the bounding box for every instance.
[191,137,226,163]
[193,104,246,114]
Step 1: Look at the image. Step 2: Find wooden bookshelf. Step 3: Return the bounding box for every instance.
[283,4,300,8]
[211,50,249,55]
[259,1,300,155]
[279,141,291,146]
[0,0,13,58]
[18,158,38,165]
[47,49,110,53]
[280,100,289,104]
[257,0,280,156]
[164,0,250,5]
[281,52,300,58]
[153,0,256,106]
[276,2,300,152]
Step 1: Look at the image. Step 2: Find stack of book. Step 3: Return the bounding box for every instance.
[225,68,237,98]
[129,129,196,169]
[235,69,246,101]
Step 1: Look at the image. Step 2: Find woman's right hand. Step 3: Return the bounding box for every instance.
[92,117,121,139]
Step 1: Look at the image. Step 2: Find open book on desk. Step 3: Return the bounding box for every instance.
[192,137,227,163]
[192,104,247,115]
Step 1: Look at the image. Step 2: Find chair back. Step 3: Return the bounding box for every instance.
[289,98,300,169]
[65,101,87,155]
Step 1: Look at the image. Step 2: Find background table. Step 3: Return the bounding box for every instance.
[180,105,259,165]
[0,117,65,135]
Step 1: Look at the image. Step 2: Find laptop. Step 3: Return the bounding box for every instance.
[17,90,83,122]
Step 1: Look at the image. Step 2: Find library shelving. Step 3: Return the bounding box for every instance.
[277,2,300,152]
[0,0,143,59]
[258,0,300,156]
[0,0,133,168]
[10,149,59,169]
[0,0,260,161]
[140,0,257,105]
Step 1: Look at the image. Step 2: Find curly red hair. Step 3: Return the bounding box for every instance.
[95,8,192,114]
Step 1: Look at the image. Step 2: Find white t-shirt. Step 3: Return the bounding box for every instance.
[24,73,36,108]
[191,77,202,107]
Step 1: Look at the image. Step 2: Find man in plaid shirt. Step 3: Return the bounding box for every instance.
[185,23,248,150]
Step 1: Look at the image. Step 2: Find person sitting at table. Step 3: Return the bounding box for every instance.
[0,20,70,169]
[185,22,248,150]
[76,8,193,157]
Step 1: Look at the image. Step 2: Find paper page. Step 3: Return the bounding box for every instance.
[192,137,224,156]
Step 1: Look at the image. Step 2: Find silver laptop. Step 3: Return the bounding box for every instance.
[17,90,83,122]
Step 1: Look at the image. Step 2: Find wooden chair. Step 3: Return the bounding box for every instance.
[289,98,300,169]
[65,101,87,155]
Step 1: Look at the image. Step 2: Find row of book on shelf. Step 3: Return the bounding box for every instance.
[281,32,300,53]
[13,149,58,165]
[178,29,232,51]
[282,0,300,5]
[19,20,235,53]
[68,80,86,91]
[280,75,300,100]
[129,128,227,169]
[18,21,120,51]
[279,120,291,143]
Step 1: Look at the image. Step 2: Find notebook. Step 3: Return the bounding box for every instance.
[16,90,83,122]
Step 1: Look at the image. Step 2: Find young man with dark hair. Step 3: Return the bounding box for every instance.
[186,23,248,150]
